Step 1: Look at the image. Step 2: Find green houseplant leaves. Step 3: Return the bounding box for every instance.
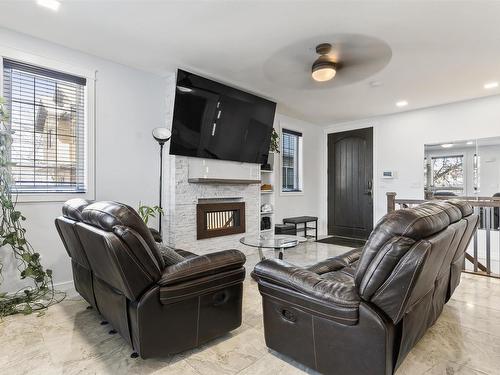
[269,128,280,153]
[0,97,61,318]
[138,203,163,225]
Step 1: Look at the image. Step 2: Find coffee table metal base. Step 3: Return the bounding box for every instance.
[257,247,284,261]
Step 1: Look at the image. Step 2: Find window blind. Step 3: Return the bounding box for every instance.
[2,59,87,193]
[282,129,302,191]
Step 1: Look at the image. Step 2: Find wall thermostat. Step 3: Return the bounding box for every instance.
[382,171,396,179]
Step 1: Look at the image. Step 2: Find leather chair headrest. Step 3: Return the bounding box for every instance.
[379,201,461,241]
[82,201,139,231]
[419,200,463,225]
[62,198,93,222]
[354,201,463,289]
[445,199,473,217]
[81,201,165,268]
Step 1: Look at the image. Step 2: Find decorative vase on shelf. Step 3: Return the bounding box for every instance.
[261,203,273,213]
[261,216,272,230]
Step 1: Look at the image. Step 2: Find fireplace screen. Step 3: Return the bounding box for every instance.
[196,202,245,239]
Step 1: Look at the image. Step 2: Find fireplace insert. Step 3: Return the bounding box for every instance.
[196,202,246,239]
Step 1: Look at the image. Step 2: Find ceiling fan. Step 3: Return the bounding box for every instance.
[263,34,392,89]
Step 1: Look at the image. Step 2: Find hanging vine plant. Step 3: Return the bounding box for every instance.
[0,97,63,318]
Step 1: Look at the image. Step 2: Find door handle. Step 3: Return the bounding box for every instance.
[365,180,373,196]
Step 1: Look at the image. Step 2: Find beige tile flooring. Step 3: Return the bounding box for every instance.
[1,241,500,374]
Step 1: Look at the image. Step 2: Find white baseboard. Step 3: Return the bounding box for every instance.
[53,279,79,298]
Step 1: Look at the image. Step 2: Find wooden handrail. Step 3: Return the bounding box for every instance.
[395,199,427,205]
[390,192,500,208]
[386,192,396,213]
[433,196,500,201]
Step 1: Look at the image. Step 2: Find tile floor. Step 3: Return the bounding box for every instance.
[1,241,499,374]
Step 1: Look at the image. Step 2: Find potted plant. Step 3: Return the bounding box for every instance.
[138,203,163,242]
[269,128,280,153]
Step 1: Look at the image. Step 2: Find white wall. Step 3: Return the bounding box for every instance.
[0,28,167,292]
[476,144,500,196]
[274,114,326,235]
[324,95,500,224]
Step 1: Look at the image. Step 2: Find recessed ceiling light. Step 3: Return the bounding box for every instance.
[37,0,60,11]
[484,82,499,89]
[396,100,408,107]
[441,143,453,148]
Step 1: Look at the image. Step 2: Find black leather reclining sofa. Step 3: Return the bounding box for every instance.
[55,199,246,358]
[254,200,478,374]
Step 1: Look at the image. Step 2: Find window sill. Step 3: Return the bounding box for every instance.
[280,190,304,196]
[15,191,95,204]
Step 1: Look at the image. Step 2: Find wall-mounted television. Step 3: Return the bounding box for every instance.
[169,69,276,164]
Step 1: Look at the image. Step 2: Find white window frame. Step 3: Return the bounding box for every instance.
[0,46,95,203]
[430,154,465,194]
[280,127,304,196]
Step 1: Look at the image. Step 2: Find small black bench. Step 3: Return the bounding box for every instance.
[282,216,318,241]
[275,223,296,235]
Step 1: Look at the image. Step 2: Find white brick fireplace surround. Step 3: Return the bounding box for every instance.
[162,156,260,255]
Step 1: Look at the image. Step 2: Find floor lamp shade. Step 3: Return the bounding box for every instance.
[152,127,172,145]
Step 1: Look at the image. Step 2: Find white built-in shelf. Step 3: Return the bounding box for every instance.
[260,150,275,236]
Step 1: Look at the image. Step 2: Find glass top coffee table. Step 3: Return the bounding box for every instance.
[240,234,307,260]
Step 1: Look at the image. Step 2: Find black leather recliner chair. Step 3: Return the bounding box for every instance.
[55,198,98,310]
[55,199,246,358]
[254,200,478,375]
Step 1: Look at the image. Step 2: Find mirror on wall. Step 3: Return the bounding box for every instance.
[424,136,500,199]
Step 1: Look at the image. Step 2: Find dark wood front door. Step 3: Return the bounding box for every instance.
[328,127,373,239]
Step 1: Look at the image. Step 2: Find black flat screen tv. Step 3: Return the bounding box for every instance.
[169,69,276,164]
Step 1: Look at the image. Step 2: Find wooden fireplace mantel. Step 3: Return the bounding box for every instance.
[188,177,261,184]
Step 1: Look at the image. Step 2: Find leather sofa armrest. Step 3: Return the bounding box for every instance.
[160,268,245,304]
[174,249,197,259]
[254,259,360,307]
[158,249,246,286]
[307,247,362,274]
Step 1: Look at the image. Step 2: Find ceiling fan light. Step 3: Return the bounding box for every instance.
[312,61,337,82]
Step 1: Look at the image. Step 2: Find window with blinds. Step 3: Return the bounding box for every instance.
[282,129,302,192]
[2,59,87,193]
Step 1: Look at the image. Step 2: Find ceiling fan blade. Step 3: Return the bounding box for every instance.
[263,33,392,90]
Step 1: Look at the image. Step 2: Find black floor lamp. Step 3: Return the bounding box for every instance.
[152,127,172,237]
